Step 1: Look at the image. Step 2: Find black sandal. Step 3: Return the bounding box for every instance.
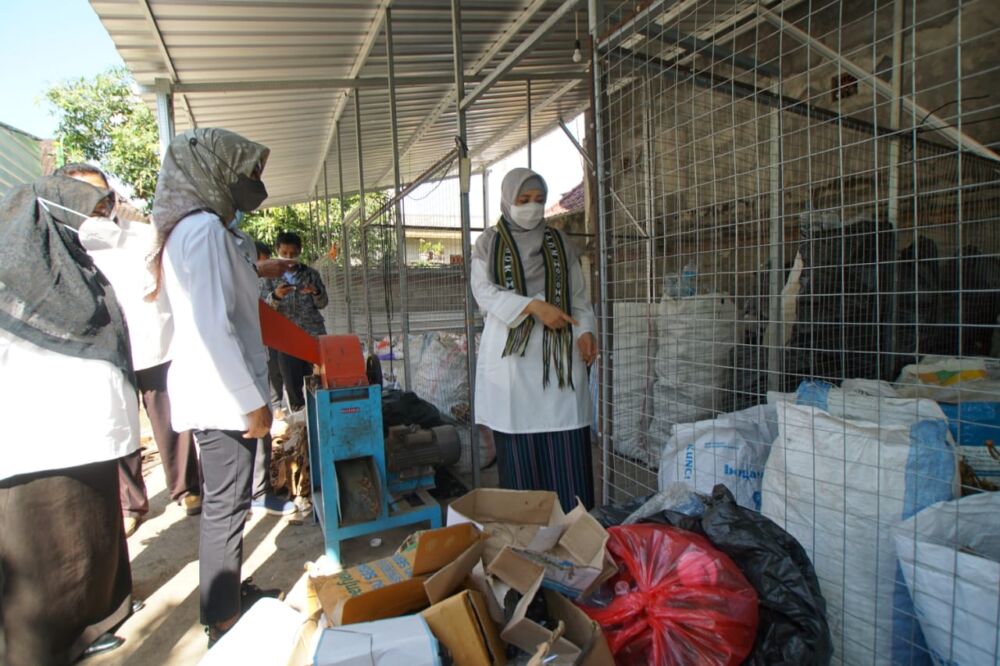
[79,633,124,660]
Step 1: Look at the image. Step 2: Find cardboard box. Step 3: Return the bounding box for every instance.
[313,615,439,666]
[487,548,613,666]
[422,590,506,666]
[447,489,615,598]
[314,523,484,625]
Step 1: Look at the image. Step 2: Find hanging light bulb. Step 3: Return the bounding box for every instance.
[572,12,582,63]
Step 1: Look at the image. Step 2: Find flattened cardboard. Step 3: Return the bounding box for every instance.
[422,590,506,666]
[487,548,580,661]
[448,489,561,527]
[449,489,615,598]
[424,532,486,604]
[559,507,607,564]
[488,548,614,666]
[314,523,483,625]
[543,590,614,666]
[467,561,505,624]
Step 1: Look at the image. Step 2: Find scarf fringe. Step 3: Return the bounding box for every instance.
[494,220,575,389]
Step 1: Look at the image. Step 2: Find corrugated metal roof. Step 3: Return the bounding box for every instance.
[89,0,592,207]
[0,122,44,199]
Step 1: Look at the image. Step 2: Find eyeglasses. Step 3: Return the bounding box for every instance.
[93,191,117,218]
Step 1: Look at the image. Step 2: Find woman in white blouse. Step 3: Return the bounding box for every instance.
[147,128,272,645]
[0,175,139,664]
[471,168,598,511]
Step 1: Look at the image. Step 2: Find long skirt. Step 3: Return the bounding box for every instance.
[493,427,594,512]
[0,459,132,666]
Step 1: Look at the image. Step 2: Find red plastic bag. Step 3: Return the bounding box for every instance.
[579,524,758,665]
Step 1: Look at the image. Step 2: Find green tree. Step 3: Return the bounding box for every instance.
[44,67,160,204]
[244,191,391,265]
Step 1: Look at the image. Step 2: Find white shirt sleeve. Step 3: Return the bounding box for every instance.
[570,258,597,340]
[177,222,265,415]
[471,256,534,328]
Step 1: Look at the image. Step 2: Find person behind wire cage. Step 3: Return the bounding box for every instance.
[470,168,598,512]
[0,175,138,664]
[147,127,278,645]
[261,231,328,412]
[56,163,203,538]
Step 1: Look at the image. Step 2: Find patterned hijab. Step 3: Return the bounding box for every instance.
[0,176,134,387]
[148,127,269,296]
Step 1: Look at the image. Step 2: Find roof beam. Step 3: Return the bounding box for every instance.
[377,0,553,185]
[460,0,581,111]
[155,70,585,94]
[307,0,390,197]
[470,79,582,160]
[137,0,196,128]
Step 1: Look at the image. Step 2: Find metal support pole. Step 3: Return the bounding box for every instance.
[526,80,533,169]
[558,117,643,233]
[451,0,481,488]
[355,91,374,354]
[589,0,612,502]
[323,161,332,247]
[885,0,904,361]
[887,0,904,228]
[641,77,655,304]
[336,123,354,333]
[315,189,322,257]
[154,78,175,159]
[482,168,490,225]
[307,196,314,255]
[386,8,412,390]
[766,83,784,391]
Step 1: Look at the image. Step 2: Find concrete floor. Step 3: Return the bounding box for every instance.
[87,452,475,665]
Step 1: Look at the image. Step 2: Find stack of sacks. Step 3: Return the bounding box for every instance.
[762,380,958,665]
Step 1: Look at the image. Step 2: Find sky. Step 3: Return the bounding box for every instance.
[403,112,586,229]
[0,0,124,138]
[0,0,585,217]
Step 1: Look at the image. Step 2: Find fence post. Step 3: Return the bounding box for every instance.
[451,0,481,488]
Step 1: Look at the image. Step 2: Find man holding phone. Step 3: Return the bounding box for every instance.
[262,231,328,411]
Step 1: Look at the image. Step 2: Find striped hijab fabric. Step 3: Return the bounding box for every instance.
[492,219,575,389]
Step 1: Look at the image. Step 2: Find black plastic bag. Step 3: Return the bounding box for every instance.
[784,219,895,388]
[894,237,942,377]
[381,389,446,434]
[699,486,832,666]
[591,485,832,665]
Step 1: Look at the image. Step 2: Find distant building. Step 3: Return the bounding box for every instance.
[0,122,52,199]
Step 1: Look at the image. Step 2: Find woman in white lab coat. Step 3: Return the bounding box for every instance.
[471,168,597,511]
[147,128,273,646]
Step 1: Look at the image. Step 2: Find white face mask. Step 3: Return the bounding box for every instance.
[509,202,545,229]
[78,216,123,252]
[37,197,117,238]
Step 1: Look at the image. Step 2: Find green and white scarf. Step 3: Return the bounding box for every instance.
[492,220,575,389]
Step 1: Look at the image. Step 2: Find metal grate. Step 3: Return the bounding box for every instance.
[591,1,1000,664]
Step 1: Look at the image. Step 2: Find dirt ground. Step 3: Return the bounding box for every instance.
[1,421,597,665]
[84,447,445,665]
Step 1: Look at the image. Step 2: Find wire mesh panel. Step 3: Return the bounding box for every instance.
[315,171,490,482]
[593,1,1000,663]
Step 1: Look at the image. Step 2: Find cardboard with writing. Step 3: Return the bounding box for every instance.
[314,523,483,625]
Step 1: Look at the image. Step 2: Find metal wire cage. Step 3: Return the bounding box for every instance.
[590,0,1000,664]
